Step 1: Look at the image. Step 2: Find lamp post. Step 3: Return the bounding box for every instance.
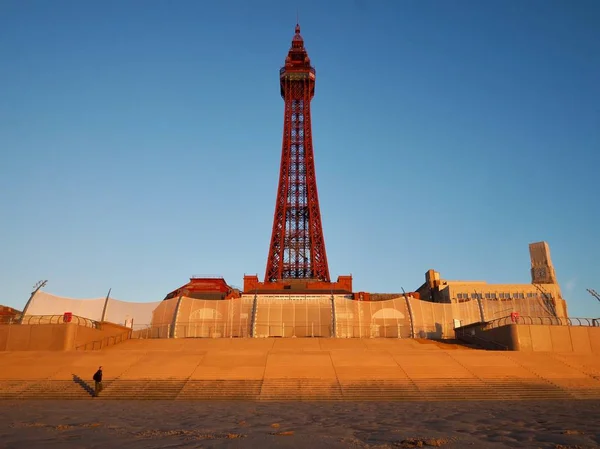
[19,280,48,323]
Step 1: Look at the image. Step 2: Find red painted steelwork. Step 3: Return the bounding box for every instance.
[163,278,240,301]
[265,24,330,283]
[244,275,352,295]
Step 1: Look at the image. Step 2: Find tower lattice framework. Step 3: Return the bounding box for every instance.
[265,24,330,283]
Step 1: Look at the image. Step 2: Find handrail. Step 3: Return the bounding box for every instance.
[19,314,100,329]
[130,322,412,339]
[76,329,132,351]
[485,315,599,329]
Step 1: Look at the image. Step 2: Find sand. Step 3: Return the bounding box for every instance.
[0,400,598,448]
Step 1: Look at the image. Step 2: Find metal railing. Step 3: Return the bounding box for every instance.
[254,323,329,338]
[19,314,100,329]
[131,323,413,339]
[133,325,171,339]
[486,316,599,329]
[77,316,599,342]
[131,324,251,339]
[176,323,250,338]
[336,324,411,339]
[190,274,225,279]
[75,329,132,351]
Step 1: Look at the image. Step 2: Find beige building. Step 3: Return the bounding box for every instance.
[415,241,568,318]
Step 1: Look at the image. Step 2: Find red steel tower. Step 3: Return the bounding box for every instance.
[243,24,352,295]
[265,24,329,283]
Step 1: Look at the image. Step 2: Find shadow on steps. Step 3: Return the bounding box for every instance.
[72,374,94,397]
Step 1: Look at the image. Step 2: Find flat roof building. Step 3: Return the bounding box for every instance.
[415,241,567,318]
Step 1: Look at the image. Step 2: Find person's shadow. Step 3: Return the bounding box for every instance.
[72,374,95,397]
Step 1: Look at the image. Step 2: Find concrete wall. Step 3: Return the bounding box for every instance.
[456,323,600,353]
[479,325,519,350]
[0,322,131,351]
[515,325,600,353]
[473,324,600,353]
[455,323,518,350]
[0,323,70,351]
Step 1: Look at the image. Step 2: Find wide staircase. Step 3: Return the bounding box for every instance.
[1,338,599,401]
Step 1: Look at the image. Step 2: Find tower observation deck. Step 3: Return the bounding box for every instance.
[243,24,352,295]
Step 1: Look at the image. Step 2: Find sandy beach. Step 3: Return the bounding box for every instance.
[0,400,598,448]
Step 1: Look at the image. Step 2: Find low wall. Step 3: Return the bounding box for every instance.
[457,323,600,353]
[514,324,600,353]
[0,323,70,351]
[0,322,131,351]
[461,324,519,350]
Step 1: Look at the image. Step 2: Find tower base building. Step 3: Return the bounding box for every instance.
[243,275,353,295]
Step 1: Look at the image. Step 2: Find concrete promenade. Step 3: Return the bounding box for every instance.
[1,338,599,400]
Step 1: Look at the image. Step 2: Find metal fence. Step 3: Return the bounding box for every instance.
[175,322,250,338]
[129,323,411,339]
[255,322,330,338]
[133,325,171,339]
[336,324,410,339]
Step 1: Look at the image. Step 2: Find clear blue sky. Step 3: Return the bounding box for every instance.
[1,0,599,317]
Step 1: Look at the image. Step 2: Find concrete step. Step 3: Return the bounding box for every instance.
[259,379,343,400]
[1,378,599,401]
[101,380,187,400]
[0,380,91,399]
[565,388,600,399]
[340,382,421,401]
[178,380,262,400]
[0,380,30,397]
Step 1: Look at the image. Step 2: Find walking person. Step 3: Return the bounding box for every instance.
[93,366,103,397]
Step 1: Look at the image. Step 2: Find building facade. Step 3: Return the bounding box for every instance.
[415,242,567,318]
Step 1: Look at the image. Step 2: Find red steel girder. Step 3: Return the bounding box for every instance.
[264,24,330,283]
